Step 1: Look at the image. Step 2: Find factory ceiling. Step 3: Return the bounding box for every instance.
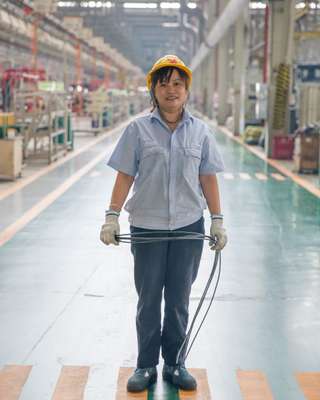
[55,0,206,72]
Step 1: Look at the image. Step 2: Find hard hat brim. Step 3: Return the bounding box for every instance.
[146,63,192,90]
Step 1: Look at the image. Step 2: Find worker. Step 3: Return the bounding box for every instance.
[100,55,227,392]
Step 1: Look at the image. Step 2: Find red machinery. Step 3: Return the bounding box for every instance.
[1,67,46,111]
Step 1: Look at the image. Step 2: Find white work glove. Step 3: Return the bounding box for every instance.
[100,212,120,246]
[210,217,227,251]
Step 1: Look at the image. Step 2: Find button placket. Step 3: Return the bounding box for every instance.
[168,133,177,229]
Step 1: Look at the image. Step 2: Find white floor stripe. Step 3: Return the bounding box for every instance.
[271,173,286,181]
[255,173,268,181]
[223,173,234,180]
[239,173,251,180]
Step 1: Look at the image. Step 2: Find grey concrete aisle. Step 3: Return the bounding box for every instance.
[0,116,319,399]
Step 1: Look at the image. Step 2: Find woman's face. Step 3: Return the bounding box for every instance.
[154,69,188,113]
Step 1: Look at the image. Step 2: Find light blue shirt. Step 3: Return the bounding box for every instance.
[107,108,224,230]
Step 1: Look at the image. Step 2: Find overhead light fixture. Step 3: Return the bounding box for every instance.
[79,1,113,7]
[309,2,320,8]
[187,2,197,9]
[160,2,181,9]
[296,2,306,8]
[58,1,76,6]
[123,2,158,8]
[249,2,266,9]
[162,22,179,27]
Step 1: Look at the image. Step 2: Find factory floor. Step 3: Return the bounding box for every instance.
[0,112,319,400]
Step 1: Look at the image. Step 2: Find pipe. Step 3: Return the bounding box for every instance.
[191,0,249,70]
[263,4,269,83]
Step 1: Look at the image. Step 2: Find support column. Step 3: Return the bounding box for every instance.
[216,0,230,125]
[217,35,229,125]
[265,0,295,157]
[233,9,249,135]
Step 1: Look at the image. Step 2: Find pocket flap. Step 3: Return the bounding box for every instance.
[184,147,201,159]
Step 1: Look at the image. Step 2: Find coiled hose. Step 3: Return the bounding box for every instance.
[116,231,222,365]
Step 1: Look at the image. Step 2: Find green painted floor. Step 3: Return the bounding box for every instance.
[0,121,319,399]
[148,382,179,400]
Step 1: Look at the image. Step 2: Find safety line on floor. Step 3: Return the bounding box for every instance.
[115,368,148,399]
[0,113,145,203]
[271,172,286,181]
[255,172,268,181]
[218,125,320,198]
[0,365,32,400]
[179,369,211,399]
[239,172,251,180]
[295,372,320,400]
[0,151,106,247]
[223,172,235,180]
[237,370,274,400]
[52,366,89,400]
[223,172,287,181]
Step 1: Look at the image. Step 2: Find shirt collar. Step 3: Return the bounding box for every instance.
[150,107,193,125]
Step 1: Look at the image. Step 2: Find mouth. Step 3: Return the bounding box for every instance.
[166,97,178,101]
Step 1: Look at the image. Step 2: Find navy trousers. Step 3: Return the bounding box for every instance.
[130,217,204,368]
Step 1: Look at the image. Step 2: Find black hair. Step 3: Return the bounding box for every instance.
[150,66,189,110]
[151,66,189,91]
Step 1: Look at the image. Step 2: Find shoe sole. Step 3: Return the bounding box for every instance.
[127,374,157,393]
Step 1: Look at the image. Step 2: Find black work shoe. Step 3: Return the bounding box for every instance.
[127,367,157,392]
[162,364,197,390]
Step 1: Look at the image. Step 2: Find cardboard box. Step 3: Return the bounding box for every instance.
[294,135,319,173]
[0,113,15,126]
[0,137,22,180]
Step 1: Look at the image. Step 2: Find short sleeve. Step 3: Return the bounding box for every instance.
[107,123,139,177]
[199,129,225,175]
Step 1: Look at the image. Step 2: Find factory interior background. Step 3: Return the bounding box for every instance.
[0,0,319,399]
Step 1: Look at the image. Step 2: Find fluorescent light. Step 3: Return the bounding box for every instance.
[58,1,76,6]
[296,2,306,8]
[160,2,181,9]
[162,22,179,27]
[79,1,112,7]
[123,2,158,8]
[308,2,320,8]
[187,2,197,9]
[249,2,266,9]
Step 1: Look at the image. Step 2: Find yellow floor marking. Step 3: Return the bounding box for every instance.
[0,365,32,400]
[115,368,147,400]
[271,173,286,181]
[0,151,106,247]
[223,172,234,180]
[179,368,211,399]
[296,372,320,400]
[255,173,268,181]
[0,113,143,202]
[218,125,320,198]
[51,366,89,400]
[237,370,274,399]
[239,173,251,180]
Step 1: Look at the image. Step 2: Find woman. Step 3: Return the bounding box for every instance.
[100,55,227,393]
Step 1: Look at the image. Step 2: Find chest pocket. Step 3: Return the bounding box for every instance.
[184,147,201,159]
[141,145,166,160]
[183,146,202,175]
[139,143,167,176]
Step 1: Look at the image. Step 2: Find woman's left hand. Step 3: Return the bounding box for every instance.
[210,219,228,251]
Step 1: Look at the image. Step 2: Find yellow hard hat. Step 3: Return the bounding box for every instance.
[146,54,192,90]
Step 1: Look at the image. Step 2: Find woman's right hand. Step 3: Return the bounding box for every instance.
[100,215,120,246]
